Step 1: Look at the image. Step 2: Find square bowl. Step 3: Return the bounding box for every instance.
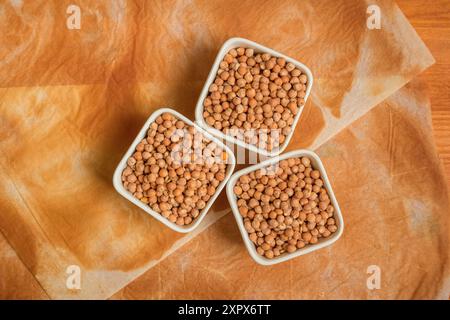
[113,107,236,233]
[226,149,343,265]
[195,37,314,157]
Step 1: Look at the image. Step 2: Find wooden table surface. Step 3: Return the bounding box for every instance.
[397,0,450,187]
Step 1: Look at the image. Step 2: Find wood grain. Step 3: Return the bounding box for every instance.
[397,0,450,186]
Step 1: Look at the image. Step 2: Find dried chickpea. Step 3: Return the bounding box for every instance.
[122,113,228,226]
[234,155,338,259]
[203,47,308,151]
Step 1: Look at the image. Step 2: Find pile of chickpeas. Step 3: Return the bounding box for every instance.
[233,156,337,259]
[122,113,228,226]
[202,47,308,151]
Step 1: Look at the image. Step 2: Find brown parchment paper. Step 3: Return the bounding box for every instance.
[0,232,48,299]
[0,0,436,299]
[113,80,450,300]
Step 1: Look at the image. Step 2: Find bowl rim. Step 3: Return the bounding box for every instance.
[113,107,236,233]
[226,149,344,265]
[195,37,314,157]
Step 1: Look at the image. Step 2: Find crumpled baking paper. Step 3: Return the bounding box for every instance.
[112,80,450,299]
[0,0,440,299]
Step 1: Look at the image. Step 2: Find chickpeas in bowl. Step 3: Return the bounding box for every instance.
[113,108,236,233]
[226,149,343,265]
[195,38,313,157]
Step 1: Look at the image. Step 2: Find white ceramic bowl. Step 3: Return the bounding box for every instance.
[113,107,236,233]
[195,37,314,157]
[226,149,343,265]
